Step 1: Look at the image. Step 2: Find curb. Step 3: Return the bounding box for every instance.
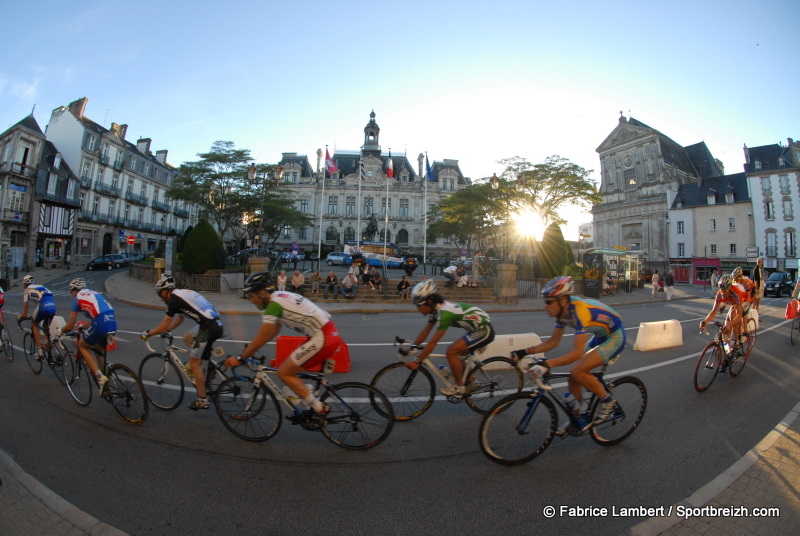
[628,399,800,536]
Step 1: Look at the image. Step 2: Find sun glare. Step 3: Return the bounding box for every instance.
[514,209,545,240]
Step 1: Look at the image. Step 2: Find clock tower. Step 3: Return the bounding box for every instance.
[362,110,381,157]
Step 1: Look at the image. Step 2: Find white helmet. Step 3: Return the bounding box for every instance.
[69,278,86,291]
[411,280,438,305]
[155,274,175,292]
[23,275,34,285]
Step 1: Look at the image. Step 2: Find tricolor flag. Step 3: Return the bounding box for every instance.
[425,154,435,182]
[386,152,394,179]
[325,148,338,178]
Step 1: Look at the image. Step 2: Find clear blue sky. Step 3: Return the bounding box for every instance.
[3,0,797,240]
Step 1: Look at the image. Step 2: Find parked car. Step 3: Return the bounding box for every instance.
[87,255,123,270]
[120,252,143,262]
[279,251,305,262]
[764,272,794,297]
[107,253,129,266]
[325,252,350,266]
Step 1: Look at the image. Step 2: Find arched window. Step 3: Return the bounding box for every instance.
[397,229,409,245]
[325,227,339,242]
[380,229,391,242]
[344,227,355,242]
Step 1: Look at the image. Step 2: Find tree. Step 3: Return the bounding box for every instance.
[427,182,506,254]
[181,219,225,274]
[538,222,569,279]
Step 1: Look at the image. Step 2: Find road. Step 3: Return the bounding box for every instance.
[1,270,798,535]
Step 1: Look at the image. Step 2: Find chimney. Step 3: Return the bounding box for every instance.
[155,150,168,164]
[789,138,795,146]
[137,138,152,154]
[68,97,89,119]
[743,144,750,164]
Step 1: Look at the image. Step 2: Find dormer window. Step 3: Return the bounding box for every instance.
[54,153,62,169]
[754,160,762,170]
[677,201,684,210]
[707,194,716,205]
[725,193,734,203]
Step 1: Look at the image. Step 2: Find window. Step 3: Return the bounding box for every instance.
[786,232,797,257]
[730,244,737,256]
[677,243,685,257]
[326,227,338,241]
[754,160,761,170]
[79,192,85,211]
[783,199,794,219]
[381,197,391,216]
[111,173,119,189]
[327,195,338,215]
[709,218,717,231]
[677,221,684,235]
[299,228,306,239]
[399,198,409,217]
[47,172,58,195]
[42,205,52,226]
[707,194,716,205]
[109,200,116,216]
[761,177,772,195]
[93,197,99,215]
[725,193,734,203]
[130,156,137,171]
[67,179,76,199]
[127,179,134,194]
[780,175,790,195]
[766,201,775,220]
[283,225,291,238]
[138,207,144,223]
[300,200,308,213]
[767,232,777,256]
[54,153,62,169]
[364,197,373,215]
[140,184,147,198]
[86,135,96,151]
[62,209,70,230]
[144,163,150,176]
[710,244,717,256]
[82,161,91,180]
[345,197,355,215]
[728,218,735,231]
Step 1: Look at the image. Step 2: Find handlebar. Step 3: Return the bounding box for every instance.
[700,320,724,335]
[143,331,175,353]
[16,316,31,330]
[227,354,265,381]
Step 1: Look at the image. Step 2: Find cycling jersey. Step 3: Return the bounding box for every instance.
[24,284,56,323]
[427,301,491,332]
[734,277,755,297]
[714,286,751,312]
[23,284,53,305]
[164,289,220,328]
[71,289,117,347]
[555,296,623,338]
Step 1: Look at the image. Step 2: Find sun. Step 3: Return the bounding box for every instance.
[513,209,546,240]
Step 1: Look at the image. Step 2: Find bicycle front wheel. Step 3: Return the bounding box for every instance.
[479,393,558,466]
[320,382,394,450]
[791,314,800,346]
[694,342,721,392]
[23,332,42,375]
[138,353,185,411]
[49,346,68,386]
[464,356,524,414]
[370,362,435,421]
[105,364,149,425]
[214,377,280,442]
[1,327,14,362]
[64,353,92,406]
[590,376,648,446]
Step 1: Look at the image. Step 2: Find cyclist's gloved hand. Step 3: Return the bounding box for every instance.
[225,355,242,368]
[54,327,62,337]
[512,349,528,360]
[528,358,550,379]
[140,330,150,341]
[398,347,410,357]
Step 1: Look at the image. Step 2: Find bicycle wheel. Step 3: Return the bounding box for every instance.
[214,377,280,441]
[791,314,800,346]
[693,342,721,392]
[742,317,757,357]
[23,332,42,375]
[48,345,68,386]
[1,327,15,362]
[370,362,435,421]
[138,353,185,411]
[105,364,149,425]
[590,376,648,446]
[64,353,93,406]
[728,345,749,378]
[464,356,524,415]
[320,382,394,450]
[479,392,558,466]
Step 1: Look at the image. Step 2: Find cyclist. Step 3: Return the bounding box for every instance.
[18,275,56,360]
[224,272,342,416]
[59,279,117,393]
[511,276,624,429]
[142,274,224,410]
[699,274,750,357]
[409,280,495,396]
[731,266,756,301]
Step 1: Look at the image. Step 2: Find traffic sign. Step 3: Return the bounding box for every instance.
[127,235,136,245]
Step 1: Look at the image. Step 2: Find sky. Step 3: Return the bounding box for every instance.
[2,0,798,241]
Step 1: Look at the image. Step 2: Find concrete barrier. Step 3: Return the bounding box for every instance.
[477,333,544,365]
[633,319,683,351]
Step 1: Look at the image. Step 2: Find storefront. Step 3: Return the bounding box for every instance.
[690,257,721,286]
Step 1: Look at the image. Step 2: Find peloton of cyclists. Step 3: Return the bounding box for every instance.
[18,275,56,360]
[512,276,625,431]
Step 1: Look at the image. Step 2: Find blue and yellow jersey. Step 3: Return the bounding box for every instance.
[555,296,623,338]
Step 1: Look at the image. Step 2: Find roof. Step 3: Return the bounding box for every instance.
[1,114,45,138]
[743,143,795,173]
[670,172,749,209]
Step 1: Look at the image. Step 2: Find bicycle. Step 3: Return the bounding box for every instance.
[478,362,648,466]
[369,336,524,421]
[0,315,14,362]
[17,317,66,384]
[62,330,149,425]
[215,356,394,450]
[138,332,231,410]
[694,320,753,392]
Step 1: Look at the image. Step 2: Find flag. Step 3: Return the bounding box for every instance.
[325,148,338,178]
[425,154,435,182]
[359,155,365,181]
[386,152,394,179]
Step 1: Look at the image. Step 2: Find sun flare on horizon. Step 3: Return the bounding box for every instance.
[514,209,546,241]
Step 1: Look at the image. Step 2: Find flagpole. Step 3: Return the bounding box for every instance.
[357,154,363,248]
[384,149,390,271]
[318,145,327,263]
[423,152,428,275]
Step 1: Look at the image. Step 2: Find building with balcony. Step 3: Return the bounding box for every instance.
[45,97,198,263]
[271,111,468,257]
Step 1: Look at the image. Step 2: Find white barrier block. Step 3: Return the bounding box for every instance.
[49,316,66,339]
[633,319,683,351]
[477,333,544,361]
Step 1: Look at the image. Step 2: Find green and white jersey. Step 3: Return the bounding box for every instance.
[262,291,331,336]
[430,301,491,333]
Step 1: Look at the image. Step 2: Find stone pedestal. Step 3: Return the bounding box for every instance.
[496,263,518,304]
[248,256,270,275]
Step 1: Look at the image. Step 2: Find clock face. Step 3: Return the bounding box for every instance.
[367,170,374,177]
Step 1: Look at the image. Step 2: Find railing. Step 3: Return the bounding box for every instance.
[174,207,189,217]
[152,199,172,212]
[2,162,36,178]
[80,175,93,188]
[94,182,121,197]
[125,191,149,206]
[99,155,110,165]
[112,158,124,170]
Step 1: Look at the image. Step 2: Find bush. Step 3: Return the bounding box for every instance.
[181,219,225,274]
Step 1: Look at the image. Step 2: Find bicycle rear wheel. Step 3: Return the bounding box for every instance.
[742,317,757,357]
[590,376,648,446]
[1,327,14,362]
[694,342,721,392]
[791,314,800,346]
[728,346,749,377]
[138,353,185,411]
[23,332,42,375]
[370,362,435,421]
[65,353,93,406]
[49,346,67,386]
[464,356,524,414]
[320,382,394,450]
[105,364,149,425]
[479,393,558,466]
[214,377,280,441]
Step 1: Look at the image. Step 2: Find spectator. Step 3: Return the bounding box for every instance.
[290,270,305,295]
[276,271,287,291]
[455,265,469,287]
[664,271,675,302]
[337,272,358,300]
[361,264,372,287]
[323,271,338,299]
[471,254,483,287]
[443,264,457,288]
[651,270,659,298]
[710,268,719,291]
[65,253,71,270]
[348,261,360,278]
[751,257,765,311]
[310,270,322,294]
[397,275,411,301]
[369,266,383,291]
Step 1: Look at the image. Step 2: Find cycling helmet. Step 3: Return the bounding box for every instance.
[154,274,175,293]
[69,278,86,291]
[717,275,733,290]
[541,276,573,298]
[243,272,276,294]
[411,280,438,305]
[23,275,34,285]
[731,267,743,279]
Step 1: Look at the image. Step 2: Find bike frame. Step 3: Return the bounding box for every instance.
[236,358,326,416]
[524,367,611,434]
[145,333,227,394]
